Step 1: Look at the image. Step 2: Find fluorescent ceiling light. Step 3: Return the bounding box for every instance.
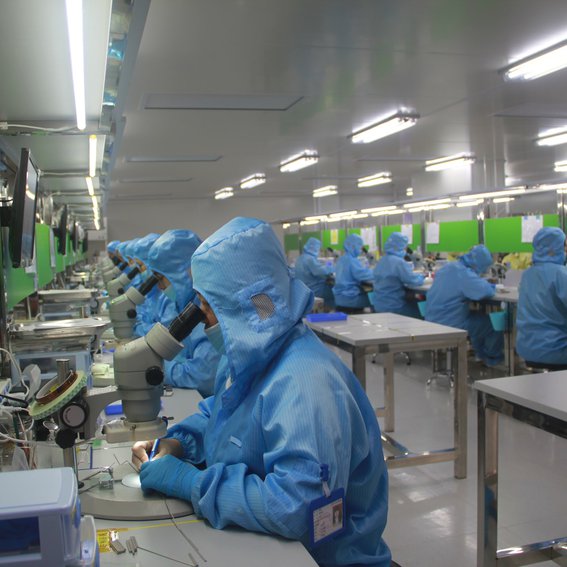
[65,0,86,130]
[89,135,97,177]
[240,173,266,189]
[325,217,344,223]
[214,187,234,200]
[300,219,320,226]
[357,172,392,188]
[329,210,357,218]
[403,198,451,208]
[536,126,567,147]
[350,109,419,144]
[361,206,396,213]
[534,182,567,191]
[94,218,100,230]
[425,153,475,172]
[493,197,515,203]
[459,188,526,200]
[554,160,567,172]
[313,185,338,198]
[371,208,404,217]
[502,40,567,81]
[347,213,369,219]
[456,199,484,207]
[85,176,94,196]
[282,223,291,229]
[406,187,414,196]
[407,203,453,213]
[304,215,329,221]
[279,151,319,172]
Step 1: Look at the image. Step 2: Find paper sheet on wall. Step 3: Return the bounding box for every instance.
[330,229,339,245]
[361,227,377,251]
[426,222,440,244]
[521,214,543,243]
[401,224,413,244]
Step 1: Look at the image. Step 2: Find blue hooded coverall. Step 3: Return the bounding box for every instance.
[144,229,220,397]
[294,237,334,307]
[425,245,504,366]
[107,240,120,254]
[140,217,391,567]
[333,233,373,309]
[516,227,567,365]
[372,232,425,317]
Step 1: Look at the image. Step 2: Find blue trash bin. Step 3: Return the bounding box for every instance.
[489,310,507,332]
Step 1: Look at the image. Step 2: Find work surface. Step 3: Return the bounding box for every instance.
[93,388,317,566]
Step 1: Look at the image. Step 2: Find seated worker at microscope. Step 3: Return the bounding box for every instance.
[132,217,392,567]
[516,227,567,368]
[371,232,425,318]
[333,233,373,313]
[425,245,504,367]
[144,229,221,397]
[294,237,334,308]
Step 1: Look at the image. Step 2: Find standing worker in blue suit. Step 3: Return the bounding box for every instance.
[144,229,221,397]
[516,227,567,368]
[372,232,425,317]
[333,233,373,313]
[294,237,334,308]
[425,245,504,367]
[132,217,391,567]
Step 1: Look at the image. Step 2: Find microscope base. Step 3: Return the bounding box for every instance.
[80,462,193,521]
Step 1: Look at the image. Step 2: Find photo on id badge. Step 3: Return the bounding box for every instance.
[309,488,345,547]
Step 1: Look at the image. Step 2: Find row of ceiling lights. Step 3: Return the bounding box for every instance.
[283,183,567,227]
[215,37,567,202]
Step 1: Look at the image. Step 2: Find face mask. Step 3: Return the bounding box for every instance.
[204,323,225,355]
[163,285,177,303]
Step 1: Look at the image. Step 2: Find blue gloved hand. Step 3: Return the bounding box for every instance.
[139,454,199,500]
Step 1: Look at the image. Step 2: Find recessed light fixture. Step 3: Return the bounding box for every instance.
[350,109,419,144]
[357,172,392,188]
[554,160,567,172]
[240,173,266,189]
[536,126,567,147]
[279,151,319,172]
[501,39,567,81]
[313,185,338,198]
[403,198,451,209]
[425,153,475,171]
[214,187,234,200]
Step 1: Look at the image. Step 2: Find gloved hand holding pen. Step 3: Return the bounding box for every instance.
[131,437,183,470]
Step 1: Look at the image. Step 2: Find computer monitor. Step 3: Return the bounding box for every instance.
[56,205,68,255]
[9,148,40,268]
[71,221,79,252]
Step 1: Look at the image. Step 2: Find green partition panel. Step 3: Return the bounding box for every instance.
[36,224,54,287]
[346,228,361,236]
[284,234,300,253]
[484,215,559,253]
[322,228,346,251]
[297,231,321,252]
[381,224,421,250]
[5,245,35,310]
[426,220,479,253]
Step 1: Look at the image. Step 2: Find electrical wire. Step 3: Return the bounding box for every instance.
[6,123,77,133]
[164,497,207,563]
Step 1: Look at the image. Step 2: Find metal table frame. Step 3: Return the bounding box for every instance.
[476,375,567,566]
[308,314,468,479]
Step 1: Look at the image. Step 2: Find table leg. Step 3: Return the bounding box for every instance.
[454,342,468,479]
[352,346,367,390]
[477,391,499,567]
[383,352,395,433]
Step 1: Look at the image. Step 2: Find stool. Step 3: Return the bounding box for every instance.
[426,349,454,387]
[524,360,567,372]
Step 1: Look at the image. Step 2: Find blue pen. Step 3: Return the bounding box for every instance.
[148,438,161,461]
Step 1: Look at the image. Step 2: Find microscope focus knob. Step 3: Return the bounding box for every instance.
[55,428,77,449]
[146,366,163,386]
[117,288,125,295]
[126,308,137,319]
[60,399,89,429]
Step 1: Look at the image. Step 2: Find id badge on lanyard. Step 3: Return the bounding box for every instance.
[308,464,345,547]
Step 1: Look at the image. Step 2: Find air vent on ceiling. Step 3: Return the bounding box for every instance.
[142,93,303,111]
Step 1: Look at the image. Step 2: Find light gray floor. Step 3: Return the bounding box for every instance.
[328,347,567,567]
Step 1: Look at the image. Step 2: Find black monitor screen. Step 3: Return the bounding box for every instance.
[9,148,39,268]
[71,222,79,251]
[56,205,68,255]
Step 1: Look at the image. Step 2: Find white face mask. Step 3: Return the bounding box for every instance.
[204,323,225,355]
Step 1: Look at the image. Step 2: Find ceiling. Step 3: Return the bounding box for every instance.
[2,0,567,228]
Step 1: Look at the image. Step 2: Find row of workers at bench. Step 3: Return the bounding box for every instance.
[295,227,567,369]
[105,219,393,567]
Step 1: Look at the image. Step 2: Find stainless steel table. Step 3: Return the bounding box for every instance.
[475,372,567,566]
[307,313,468,478]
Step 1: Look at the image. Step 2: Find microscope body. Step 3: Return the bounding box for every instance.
[109,286,146,340]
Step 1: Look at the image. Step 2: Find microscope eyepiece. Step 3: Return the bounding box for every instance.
[118,261,128,270]
[126,266,141,281]
[111,256,121,266]
[168,302,205,342]
[138,274,159,296]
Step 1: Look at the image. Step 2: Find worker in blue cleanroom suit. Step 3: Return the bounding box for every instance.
[372,232,425,318]
[425,245,504,367]
[516,227,567,367]
[123,238,143,289]
[144,229,220,396]
[107,239,120,260]
[294,237,335,308]
[333,233,373,313]
[132,217,391,567]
